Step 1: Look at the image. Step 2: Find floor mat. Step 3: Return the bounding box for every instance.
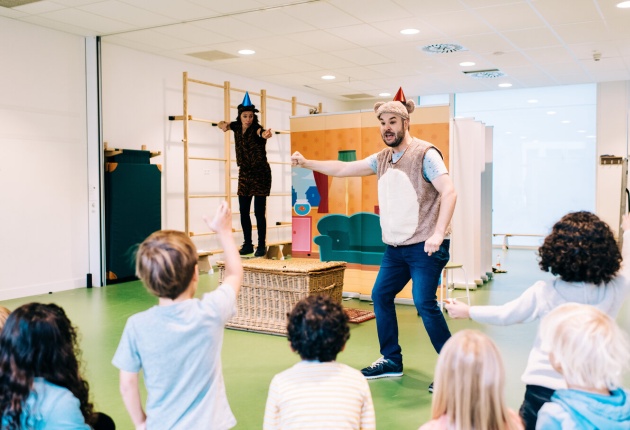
[344,308,376,324]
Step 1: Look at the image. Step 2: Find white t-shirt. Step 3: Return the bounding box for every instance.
[264,360,376,430]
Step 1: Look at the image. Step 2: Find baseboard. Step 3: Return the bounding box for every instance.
[0,277,91,301]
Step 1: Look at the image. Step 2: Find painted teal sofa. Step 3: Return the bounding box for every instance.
[314,212,386,265]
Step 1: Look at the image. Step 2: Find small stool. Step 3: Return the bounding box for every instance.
[439,262,470,311]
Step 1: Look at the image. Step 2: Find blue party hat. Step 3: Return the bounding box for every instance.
[242,91,253,107]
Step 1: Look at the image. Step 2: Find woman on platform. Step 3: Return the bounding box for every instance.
[218,92,273,257]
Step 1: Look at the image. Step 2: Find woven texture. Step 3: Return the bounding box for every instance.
[217,258,346,336]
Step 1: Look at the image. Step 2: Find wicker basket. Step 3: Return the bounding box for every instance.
[217,258,346,336]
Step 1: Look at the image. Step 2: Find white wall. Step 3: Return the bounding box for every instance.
[0,17,89,300]
[100,43,346,265]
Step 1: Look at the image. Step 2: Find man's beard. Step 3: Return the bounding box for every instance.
[382,129,404,147]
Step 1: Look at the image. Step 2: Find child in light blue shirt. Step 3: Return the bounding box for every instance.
[113,202,243,430]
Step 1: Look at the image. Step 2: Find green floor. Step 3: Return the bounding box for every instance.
[2,249,628,429]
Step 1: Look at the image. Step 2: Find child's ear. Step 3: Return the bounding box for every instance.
[549,352,562,374]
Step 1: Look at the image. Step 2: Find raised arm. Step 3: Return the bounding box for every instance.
[203,201,243,296]
[291,151,374,178]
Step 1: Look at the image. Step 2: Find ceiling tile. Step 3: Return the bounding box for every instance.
[473,2,543,31]
[553,21,611,45]
[456,32,518,54]
[529,0,601,25]
[253,35,318,56]
[260,57,320,73]
[194,16,273,40]
[326,24,400,47]
[329,48,390,66]
[20,13,98,35]
[35,8,134,33]
[12,1,65,13]
[120,0,218,21]
[231,9,316,35]
[502,27,561,50]
[281,0,361,29]
[392,0,465,15]
[289,30,359,52]
[328,0,411,23]
[79,1,176,27]
[419,10,494,38]
[524,46,577,64]
[154,23,233,45]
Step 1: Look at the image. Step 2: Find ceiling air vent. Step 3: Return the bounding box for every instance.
[463,69,506,79]
[0,0,41,6]
[421,43,466,54]
[342,93,374,99]
[186,50,238,62]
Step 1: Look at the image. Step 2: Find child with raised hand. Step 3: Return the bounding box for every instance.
[420,329,523,430]
[446,211,630,429]
[536,303,630,429]
[0,303,115,430]
[113,201,243,430]
[263,294,375,430]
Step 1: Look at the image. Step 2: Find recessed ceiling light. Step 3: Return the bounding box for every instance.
[587,135,596,138]
[561,120,571,124]
[617,1,630,8]
[520,136,527,139]
[400,28,420,35]
[459,61,475,67]
[498,83,512,88]
[238,49,255,55]
[321,75,336,80]
[577,130,586,133]
[547,111,556,115]
[527,99,538,103]
[505,131,512,134]
[379,92,391,97]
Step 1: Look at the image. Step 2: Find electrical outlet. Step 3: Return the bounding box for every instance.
[203,169,211,175]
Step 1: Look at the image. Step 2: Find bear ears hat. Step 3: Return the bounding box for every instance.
[374,87,415,120]
[237,91,259,113]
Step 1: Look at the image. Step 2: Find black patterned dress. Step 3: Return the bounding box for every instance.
[230,121,272,196]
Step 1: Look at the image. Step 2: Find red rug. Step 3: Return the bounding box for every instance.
[344,308,376,324]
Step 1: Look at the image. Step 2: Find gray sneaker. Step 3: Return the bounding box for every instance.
[361,357,403,379]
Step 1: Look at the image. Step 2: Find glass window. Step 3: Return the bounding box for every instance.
[455,84,596,247]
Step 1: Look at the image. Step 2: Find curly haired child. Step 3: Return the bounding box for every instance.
[263,295,375,430]
[446,211,630,429]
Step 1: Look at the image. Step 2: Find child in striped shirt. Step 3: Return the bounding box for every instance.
[263,295,375,430]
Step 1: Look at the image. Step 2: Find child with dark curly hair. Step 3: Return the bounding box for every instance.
[446,211,630,430]
[263,295,375,430]
[0,303,115,430]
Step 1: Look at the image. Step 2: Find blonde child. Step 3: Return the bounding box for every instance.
[536,303,630,429]
[446,211,630,429]
[419,329,523,430]
[112,201,243,430]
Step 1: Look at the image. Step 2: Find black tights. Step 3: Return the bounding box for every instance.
[239,195,267,247]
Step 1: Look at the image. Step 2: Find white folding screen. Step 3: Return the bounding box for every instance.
[450,117,492,288]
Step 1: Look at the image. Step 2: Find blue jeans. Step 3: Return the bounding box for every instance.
[372,240,451,365]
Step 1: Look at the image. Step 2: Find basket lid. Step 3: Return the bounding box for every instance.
[216,258,346,273]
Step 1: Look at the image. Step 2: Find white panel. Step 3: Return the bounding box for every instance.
[451,117,485,287]
[0,17,89,299]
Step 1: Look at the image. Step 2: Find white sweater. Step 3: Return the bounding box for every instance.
[470,231,630,389]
